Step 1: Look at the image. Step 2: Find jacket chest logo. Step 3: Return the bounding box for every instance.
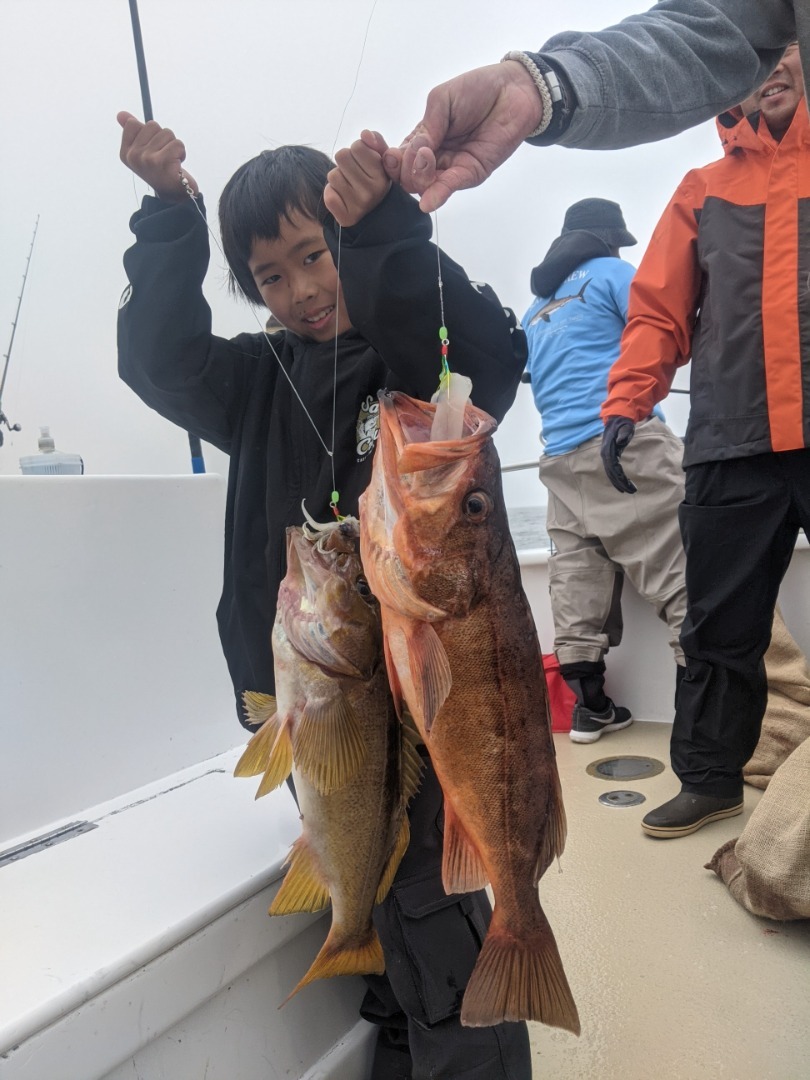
[356,394,380,459]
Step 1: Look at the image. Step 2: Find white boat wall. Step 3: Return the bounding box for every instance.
[3,474,810,1079]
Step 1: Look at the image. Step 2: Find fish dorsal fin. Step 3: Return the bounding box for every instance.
[536,766,568,880]
[388,621,452,735]
[255,722,294,799]
[269,835,331,916]
[400,715,425,805]
[442,797,490,894]
[292,691,365,795]
[375,815,410,905]
[241,690,278,729]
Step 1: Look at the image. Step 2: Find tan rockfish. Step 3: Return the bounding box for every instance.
[359,391,579,1033]
[234,517,421,999]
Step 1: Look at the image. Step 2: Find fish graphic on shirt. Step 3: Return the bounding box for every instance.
[528,279,590,325]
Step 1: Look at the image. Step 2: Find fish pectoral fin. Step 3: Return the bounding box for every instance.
[255,722,294,798]
[293,692,365,795]
[442,799,490,893]
[269,836,331,915]
[241,690,278,728]
[388,622,452,736]
[375,815,411,905]
[460,912,580,1034]
[234,700,289,789]
[536,766,568,880]
[281,928,385,1006]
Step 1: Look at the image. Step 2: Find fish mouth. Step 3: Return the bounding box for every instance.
[378,390,496,475]
[282,525,373,678]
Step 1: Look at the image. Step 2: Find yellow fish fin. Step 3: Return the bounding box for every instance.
[400,719,425,806]
[442,797,490,894]
[281,928,385,1006]
[233,705,283,778]
[292,692,365,795]
[375,815,410,905]
[535,765,568,880]
[269,836,330,915]
[255,722,294,799]
[460,908,580,1034]
[241,690,278,728]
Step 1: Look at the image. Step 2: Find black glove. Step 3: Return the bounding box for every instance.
[601,416,637,494]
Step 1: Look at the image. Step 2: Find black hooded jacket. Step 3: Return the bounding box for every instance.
[118,185,526,726]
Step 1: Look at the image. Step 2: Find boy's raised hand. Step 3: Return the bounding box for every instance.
[325,130,393,227]
[117,111,199,204]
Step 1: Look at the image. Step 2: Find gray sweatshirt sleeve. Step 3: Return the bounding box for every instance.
[530,0,796,149]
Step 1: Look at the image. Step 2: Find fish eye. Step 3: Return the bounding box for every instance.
[463,490,493,522]
[356,575,375,601]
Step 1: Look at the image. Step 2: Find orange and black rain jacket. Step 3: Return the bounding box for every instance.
[602,99,810,467]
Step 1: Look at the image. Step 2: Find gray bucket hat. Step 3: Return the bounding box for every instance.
[561,198,637,248]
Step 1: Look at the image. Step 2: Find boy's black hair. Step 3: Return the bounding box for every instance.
[218,145,335,307]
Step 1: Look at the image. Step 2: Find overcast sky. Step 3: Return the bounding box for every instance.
[0,0,717,502]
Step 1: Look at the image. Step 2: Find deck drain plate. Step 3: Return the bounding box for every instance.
[598,790,646,808]
[586,755,665,781]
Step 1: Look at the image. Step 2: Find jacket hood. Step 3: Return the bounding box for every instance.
[715,97,810,155]
[530,232,614,298]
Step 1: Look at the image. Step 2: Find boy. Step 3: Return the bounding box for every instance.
[601,43,810,838]
[117,114,530,1079]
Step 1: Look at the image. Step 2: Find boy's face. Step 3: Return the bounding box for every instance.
[740,43,804,141]
[248,210,353,342]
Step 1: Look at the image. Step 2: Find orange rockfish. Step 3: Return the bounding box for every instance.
[359,391,579,1033]
[234,517,421,1000]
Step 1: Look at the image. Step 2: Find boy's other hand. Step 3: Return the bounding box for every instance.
[325,130,393,227]
[117,111,199,204]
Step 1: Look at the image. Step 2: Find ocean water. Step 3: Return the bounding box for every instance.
[506,505,551,553]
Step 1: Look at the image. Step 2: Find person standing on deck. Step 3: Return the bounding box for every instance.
[601,43,810,838]
[524,198,688,744]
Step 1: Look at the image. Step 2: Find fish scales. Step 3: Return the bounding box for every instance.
[360,390,580,1034]
[235,517,421,1001]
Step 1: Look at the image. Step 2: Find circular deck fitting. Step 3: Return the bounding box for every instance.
[598,789,646,808]
[586,755,665,781]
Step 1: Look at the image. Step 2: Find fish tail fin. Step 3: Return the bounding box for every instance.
[281,927,385,1005]
[442,798,490,893]
[536,765,568,879]
[460,914,580,1034]
[269,836,330,915]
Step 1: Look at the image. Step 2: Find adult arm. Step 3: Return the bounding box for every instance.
[601,172,704,421]
[534,0,795,149]
[117,196,262,453]
[392,0,795,209]
[324,184,527,423]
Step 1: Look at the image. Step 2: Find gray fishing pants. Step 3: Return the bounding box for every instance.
[362,748,532,1080]
[538,416,687,667]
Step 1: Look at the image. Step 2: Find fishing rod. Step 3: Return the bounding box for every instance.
[0,217,38,448]
[126,0,206,474]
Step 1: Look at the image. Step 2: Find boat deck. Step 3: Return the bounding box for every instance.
[532,721,810,1080]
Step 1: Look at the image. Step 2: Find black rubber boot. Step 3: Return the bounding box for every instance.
[641,790,744,838]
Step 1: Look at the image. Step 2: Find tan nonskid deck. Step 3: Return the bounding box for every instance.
[528,721,810,1080]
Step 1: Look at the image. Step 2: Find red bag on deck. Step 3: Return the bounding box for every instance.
[542,653,576,733]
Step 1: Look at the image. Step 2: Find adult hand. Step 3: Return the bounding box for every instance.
[383,61,544,213]
[324,130,393,227]
[601,416,638,494]
[117,111,198,204]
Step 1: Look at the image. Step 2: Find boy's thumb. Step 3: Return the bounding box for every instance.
[117,110,138,129]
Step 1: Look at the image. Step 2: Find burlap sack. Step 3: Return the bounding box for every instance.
[747,607,810,789]
[706,734,810,920]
